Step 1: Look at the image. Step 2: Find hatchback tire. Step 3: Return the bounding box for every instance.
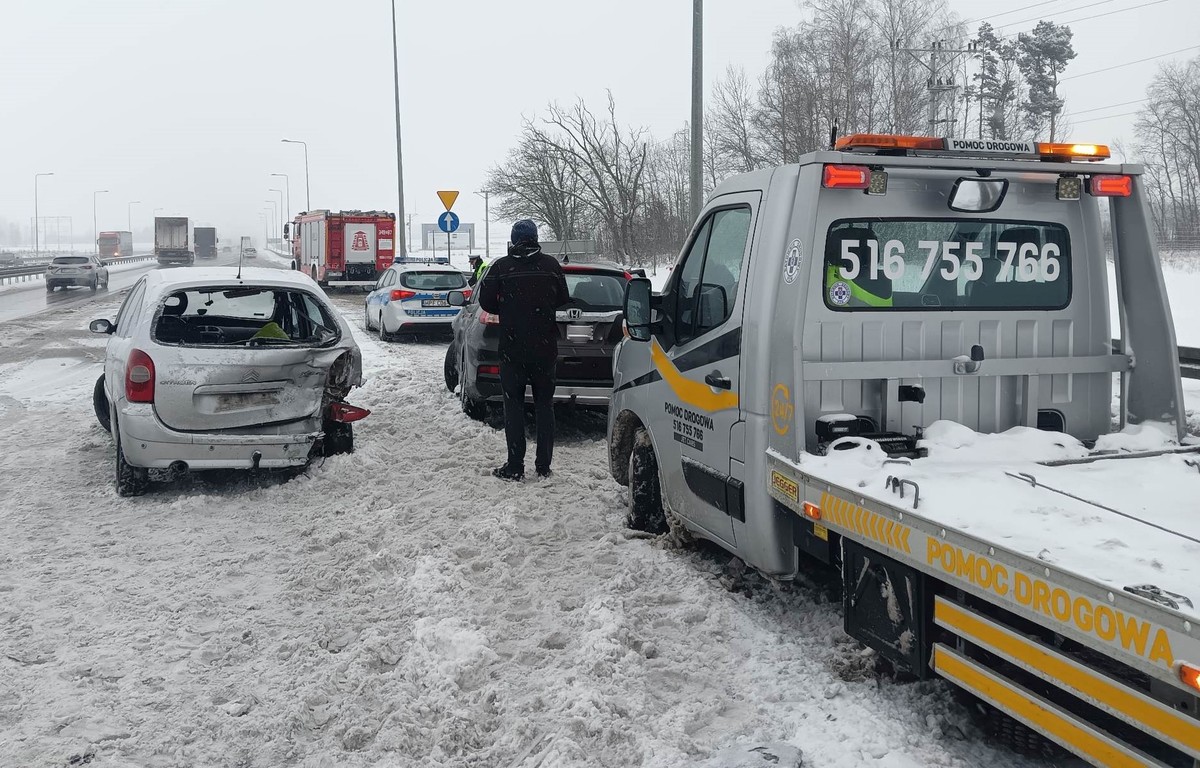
[379,314,395,343]
[90,276,98,292]
[46,282,55,292]
[93,375,111,433]
[627,427,667,534]
[364,305,374,331]
[114,424,150,497]
[443,345,459,393]
[459,362,488,421]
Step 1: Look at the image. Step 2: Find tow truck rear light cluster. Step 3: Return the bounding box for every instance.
[1089,174,1133,197]
[802,502,822,521]
[125,349,155,403]
[823,165,871,190]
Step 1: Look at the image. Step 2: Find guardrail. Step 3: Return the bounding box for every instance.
[0,253,156,285]
[1180,345,1200,380]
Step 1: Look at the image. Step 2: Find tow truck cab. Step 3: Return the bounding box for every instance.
[609,135,1199,766]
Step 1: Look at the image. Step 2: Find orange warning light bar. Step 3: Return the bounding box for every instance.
[835,134,945,152]
[1037,142,1111,161]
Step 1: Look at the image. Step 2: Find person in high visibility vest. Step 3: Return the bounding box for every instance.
[468,255,487,287]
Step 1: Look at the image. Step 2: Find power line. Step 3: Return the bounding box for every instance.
[1061,44,1200,80]
[1072,110,1143,124]
[988,0,1173,42]
[1068,98,1149,116]
[996,0,1119,30]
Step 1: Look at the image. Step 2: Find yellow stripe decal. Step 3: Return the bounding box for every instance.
[933,646,1155,768]
[814,491,912,555]
[650,339,739,413]
[936,599,1200,758]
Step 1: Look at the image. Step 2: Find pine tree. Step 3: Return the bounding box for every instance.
[1017,21,1076,142]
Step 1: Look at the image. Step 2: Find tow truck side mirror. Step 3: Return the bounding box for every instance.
[623,278,652,342]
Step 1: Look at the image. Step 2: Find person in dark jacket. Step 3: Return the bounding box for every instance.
[477,219,569,481]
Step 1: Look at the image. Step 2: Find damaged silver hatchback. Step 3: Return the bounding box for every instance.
[90,267,368,496]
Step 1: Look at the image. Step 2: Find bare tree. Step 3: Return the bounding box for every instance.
[1134,57,1200,245]
[708,66,761,174]
[486,123,592,241]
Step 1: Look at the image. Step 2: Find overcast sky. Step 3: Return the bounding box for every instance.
[2,0,1197,249]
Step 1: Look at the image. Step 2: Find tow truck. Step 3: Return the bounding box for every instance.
[609,134,1200,767]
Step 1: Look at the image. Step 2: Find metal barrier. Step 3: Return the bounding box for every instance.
[0,253,156,285]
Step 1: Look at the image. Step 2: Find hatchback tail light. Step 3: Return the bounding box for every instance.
[390,289,416,301]
[477,364,500,376]
[126,349,155,403]
[328,402,371,423]
[479,310,500,325]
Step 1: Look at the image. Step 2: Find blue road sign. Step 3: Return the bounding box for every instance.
[438,211,460,233]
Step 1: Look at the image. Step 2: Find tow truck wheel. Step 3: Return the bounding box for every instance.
[443,345,459,393]
[627,427,667,534]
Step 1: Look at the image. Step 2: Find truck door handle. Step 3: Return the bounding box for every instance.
[704,372,732,390]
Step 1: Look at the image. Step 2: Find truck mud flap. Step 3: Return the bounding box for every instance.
[843,539,930,678]
[934,597,1199,767]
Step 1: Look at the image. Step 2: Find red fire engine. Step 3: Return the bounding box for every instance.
[291,210,395,286]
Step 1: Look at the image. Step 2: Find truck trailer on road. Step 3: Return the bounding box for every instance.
[154,217,193,266]
[96,231,133,261]
[194,227,217,259]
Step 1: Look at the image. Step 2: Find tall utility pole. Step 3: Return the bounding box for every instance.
[689,0,703,223]
[390,0,408,259]
[892,39,977,134]
[93,189,109,250]
[473,190,489,259]
[282,139,310,210]
[34,172,53,254]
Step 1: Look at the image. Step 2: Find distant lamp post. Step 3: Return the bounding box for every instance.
[34,172,54,254]
[270,173,290,236]
[269,188,284,243]
[281,139,310,210]
[93,190,109,251]
[264,199,278,244]
[127,200,141,233]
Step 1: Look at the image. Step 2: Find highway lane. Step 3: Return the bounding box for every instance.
[0,254,261,325]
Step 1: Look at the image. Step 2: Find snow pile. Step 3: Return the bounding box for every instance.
[0,293,1043,768]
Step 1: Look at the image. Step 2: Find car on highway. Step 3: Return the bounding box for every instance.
[89,267,369,496]
[364,260,467,341]
[46,254,109,292]
[244,247,257,258]
[221,245,233,254]
[0,252,19,267]
[444,260,629,419]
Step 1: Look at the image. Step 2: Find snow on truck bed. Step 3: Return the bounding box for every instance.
[797,422,1200,623]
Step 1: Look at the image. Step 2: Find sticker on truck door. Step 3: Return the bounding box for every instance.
[344,223,377,263]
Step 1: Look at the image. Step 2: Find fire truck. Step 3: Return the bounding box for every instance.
[292,210,396,287]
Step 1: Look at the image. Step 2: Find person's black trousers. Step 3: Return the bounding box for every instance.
[499,354,556,472]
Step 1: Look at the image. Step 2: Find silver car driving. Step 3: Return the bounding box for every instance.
[90,267,368,496]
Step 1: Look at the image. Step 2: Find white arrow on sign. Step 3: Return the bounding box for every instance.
[441,212,453,227]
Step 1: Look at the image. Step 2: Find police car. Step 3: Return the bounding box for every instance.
[364,260,467,340]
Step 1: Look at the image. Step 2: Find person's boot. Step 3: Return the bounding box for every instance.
[492,463,524,482]
[535,466,552,479]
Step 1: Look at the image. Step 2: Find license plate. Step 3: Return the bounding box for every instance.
[422,299,448,307]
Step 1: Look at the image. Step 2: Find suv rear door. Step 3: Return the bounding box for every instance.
[150,285,344,431]
[556,267,628,388]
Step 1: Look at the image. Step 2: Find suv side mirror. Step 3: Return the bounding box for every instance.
[89,318,115,335]
[623,278,652,342]
[447,290,466,307]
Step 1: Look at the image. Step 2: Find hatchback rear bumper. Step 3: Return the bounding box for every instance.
[117,402,319,469]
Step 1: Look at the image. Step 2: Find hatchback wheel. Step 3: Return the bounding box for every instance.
[443,345,459,393]
[46,282,54,292]
[93,375,111,433]
[364,305,374,331]
[114,424,150,497]
[627,427,667,534]
[459,352,488,421]
[379,314,395,343]
[89,275,98,292]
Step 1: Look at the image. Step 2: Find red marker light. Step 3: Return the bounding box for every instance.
[823,165,871,190]
[1089,175,1132,197]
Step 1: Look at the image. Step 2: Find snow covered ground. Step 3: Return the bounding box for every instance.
[0,290,1056,768]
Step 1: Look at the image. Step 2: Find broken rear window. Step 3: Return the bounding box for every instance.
[153,287,339,347]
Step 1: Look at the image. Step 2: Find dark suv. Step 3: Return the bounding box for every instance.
[444,261,629,419]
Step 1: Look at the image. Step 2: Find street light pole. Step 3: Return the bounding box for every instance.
[264,200,278,244]
[281,139,310,210]
[270,173,290,237]
[34,172,53,255]
[473,190,490,260]
[128,201,141,233]
[93,189,109,251]
[391,0,408,259]
[269,189,284,244]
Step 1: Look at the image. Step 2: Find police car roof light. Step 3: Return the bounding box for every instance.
[822,165,871,189]
[1089,174,1132,197]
